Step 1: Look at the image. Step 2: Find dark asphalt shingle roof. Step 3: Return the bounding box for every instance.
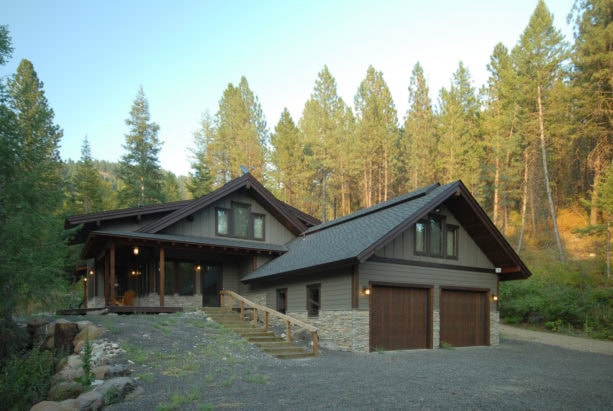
[242,182,459,282]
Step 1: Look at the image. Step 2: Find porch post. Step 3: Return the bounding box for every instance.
[159,247,165,306]
[104,254,110,305]
[110,242,116,305]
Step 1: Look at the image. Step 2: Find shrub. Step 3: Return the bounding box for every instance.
[0,349,54,410]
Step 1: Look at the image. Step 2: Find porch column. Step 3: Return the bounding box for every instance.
[110,242,116,305]
[159,247,165,306]
[104,254,110,305]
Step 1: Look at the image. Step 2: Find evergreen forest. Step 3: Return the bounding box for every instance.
[1,0,611,353]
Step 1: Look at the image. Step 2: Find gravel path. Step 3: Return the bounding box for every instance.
[74,312,612,410]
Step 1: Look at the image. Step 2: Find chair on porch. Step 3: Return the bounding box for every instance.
[116,290,136,306]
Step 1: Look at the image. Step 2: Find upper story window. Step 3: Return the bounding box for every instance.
[216,202,265,241]
[414,214,459,259]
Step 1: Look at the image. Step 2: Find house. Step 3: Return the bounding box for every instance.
[65,173,531,352]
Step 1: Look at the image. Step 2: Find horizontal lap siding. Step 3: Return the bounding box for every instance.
[359,261,497,310]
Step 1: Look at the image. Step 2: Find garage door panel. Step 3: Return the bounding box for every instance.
[370,286,431,351]
[440,289,488,347]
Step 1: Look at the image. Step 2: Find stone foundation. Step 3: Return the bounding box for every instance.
[490,310,500,345]
[432,309,440,348]
[287,310,369,352]
[136,294,202,310]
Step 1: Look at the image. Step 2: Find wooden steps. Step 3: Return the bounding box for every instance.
[203,307,314,359]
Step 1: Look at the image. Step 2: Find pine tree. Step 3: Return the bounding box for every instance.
[209,77,268,183]
[481,43,522,231]
[570,0,613,225]
[270,108,309,207]
[513,0,569,260]
[118,86,165,207]
[402,62,436,191]
[73,136,107,213]
[187,111,214,198]
[300,66,354,220]
[436,62,482,194]
[1,57,68,345]
[354,65,399,206]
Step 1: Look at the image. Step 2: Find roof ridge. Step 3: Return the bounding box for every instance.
[304,183,441,236]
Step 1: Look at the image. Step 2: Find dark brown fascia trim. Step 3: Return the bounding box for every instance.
[241,257,357,284]
[370,281,434,289]
[451,181,532,279]
[83,231,285,259]
[65,200,192,228]
[367,255,494,274]
[356,182,461,262]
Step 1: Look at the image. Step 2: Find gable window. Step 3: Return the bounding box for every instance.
[215,202,266,240]
[446,224,459,259]
[307,284,321,317]
[414,214,459,259]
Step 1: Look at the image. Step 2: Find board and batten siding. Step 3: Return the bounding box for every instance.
[376,207,494,269]
[358,261,498,311]
[161,193,295,245]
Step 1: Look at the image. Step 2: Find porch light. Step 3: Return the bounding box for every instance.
[89,269,94,276]
[361,286,371,296]
[133,246,139,255]
[492,295,498,302]
[195,264,201,272]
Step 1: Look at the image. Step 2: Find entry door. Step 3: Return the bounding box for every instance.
[201,264,222,307]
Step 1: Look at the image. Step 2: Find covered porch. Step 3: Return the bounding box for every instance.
[80,230,286,310]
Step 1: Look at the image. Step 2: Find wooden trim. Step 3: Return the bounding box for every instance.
[110,242,116,305]
[368,255,494,274]
[159,247,165,306]
[440,285,491,293]
[351,265,359,309]
[371,281,433,289]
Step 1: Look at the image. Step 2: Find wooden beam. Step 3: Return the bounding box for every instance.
[110,242,116,305]
[159,247,165,306]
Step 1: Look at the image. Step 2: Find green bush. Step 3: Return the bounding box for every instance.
[500,256,612,339]
[0,349,54,410]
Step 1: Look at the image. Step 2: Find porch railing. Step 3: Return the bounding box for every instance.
[219,289,319,356]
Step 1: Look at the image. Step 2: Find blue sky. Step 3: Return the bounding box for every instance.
[3,0,575,176]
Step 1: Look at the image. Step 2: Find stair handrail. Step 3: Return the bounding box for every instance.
[219,289,318,356]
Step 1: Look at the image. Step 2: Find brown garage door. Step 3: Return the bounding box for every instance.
[370,285,431,351]
[440,289,488,347]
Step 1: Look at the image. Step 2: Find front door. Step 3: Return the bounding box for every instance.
[201,264,222,307]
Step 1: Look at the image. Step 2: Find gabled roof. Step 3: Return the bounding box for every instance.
[242,181,532,283]
[65,173,319,245]
[136,173,311,235]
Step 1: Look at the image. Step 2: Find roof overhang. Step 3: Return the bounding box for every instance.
[81,230,287,259]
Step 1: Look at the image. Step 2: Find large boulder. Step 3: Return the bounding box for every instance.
[29,399,80,411]
[47,381,84,402]
[73,324,105,353]
[54,322,79,355]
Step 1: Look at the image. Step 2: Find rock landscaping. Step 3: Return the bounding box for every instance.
[25,317,137,411]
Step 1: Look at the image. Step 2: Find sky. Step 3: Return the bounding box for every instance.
[3,0,575,177]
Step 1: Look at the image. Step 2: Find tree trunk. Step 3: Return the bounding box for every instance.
[590,169,602,225]
[493,156,500,226]
[537,85,565,262]
[517,151,530,254]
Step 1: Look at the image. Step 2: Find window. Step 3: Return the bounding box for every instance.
[446,225,459,259]
[215,202,266,240]
[429,216,443,257]
[414,214,459,259]
[276,288,287,314]
[307,284,320,317]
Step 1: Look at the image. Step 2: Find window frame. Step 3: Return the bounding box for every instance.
[413,213,459,260]
[307,284,321,318]
[215,202,266,241]
[276,288,287,314]
[445,224,459,259]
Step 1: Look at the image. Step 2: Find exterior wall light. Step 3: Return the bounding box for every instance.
[492,295,498,302]
[133,246,139,256]
[361,286,371,296]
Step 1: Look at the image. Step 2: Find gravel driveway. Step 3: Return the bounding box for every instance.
[78,312,613,410]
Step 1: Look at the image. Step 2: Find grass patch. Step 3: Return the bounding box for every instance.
[440,341,454,349]
[122,342,150,364]
[245,373,269,384]
[138,371,155,383]
[157,389,201,411]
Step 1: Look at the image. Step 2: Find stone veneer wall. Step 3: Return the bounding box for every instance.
[135,294,202,310]
[490,310,500,345]
[432,310,440,348]
[287,310,370,352]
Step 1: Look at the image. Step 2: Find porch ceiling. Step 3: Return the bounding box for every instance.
[82,230,287,259]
